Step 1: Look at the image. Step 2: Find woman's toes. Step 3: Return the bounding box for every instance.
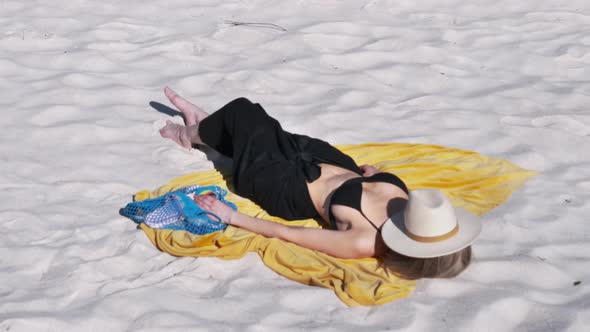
[163,87,208,126]
[159,121,193,149]
[159,121,174,137]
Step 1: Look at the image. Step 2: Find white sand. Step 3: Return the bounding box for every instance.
[1,0,589,330]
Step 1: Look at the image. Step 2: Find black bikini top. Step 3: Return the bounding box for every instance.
[328,172,409,231]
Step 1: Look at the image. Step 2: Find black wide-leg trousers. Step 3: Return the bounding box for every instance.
[198,98,361,220]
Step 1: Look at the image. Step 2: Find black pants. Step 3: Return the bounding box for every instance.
[198,98,361,220]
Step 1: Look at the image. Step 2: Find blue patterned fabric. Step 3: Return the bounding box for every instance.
[121,185,236,235]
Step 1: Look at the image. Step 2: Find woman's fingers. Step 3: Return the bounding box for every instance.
[194,195,235,224]
[194,194,217,209]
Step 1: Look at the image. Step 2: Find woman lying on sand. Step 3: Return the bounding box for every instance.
[159,87,481,279]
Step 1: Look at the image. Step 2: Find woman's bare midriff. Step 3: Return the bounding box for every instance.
[306,163,362,221]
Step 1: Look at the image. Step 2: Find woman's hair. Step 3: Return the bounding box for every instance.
[381,246,472,280]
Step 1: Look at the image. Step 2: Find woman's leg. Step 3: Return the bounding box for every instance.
[196,97,273,158]
[159,87,210,148]
[159,93,320,220]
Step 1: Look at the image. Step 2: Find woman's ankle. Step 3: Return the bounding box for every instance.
[187,124,203,145]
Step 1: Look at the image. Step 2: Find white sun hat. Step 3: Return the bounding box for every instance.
[381,189,482,258]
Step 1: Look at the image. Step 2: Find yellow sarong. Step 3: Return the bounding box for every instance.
[134,143,536,306]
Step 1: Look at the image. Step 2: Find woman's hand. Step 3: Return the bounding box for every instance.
[193,193,236,224]
[360,164,380,177]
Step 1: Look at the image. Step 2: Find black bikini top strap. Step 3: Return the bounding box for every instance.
[329,193,382,233]
[358,209,382,233]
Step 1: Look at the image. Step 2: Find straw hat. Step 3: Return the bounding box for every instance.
[381,189,482,258]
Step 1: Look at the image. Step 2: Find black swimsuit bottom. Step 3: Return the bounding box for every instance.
[328,172,409,231]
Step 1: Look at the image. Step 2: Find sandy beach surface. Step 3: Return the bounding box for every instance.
[1,0,589,331]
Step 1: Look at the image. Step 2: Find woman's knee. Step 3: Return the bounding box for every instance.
[227,97,256,109]
[221,97,270,121]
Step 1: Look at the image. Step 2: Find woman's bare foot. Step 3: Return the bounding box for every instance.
[164,87,209,126]
[159,120,201,149]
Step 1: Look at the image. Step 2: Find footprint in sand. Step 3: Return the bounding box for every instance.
[470,297,531,331]
[91,21,161,42]
[61,72,113,89]
[335,90,374,108]
[301,21,370,35]
[278,287,335,311]
[531,115,590,136]
[30,105,85,127]
[256,311,309,330]
[302,33,367,53]
[87,41,140,53]
[501,115,590,136]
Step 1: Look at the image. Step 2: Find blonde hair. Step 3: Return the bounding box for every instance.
[381,246,472,280]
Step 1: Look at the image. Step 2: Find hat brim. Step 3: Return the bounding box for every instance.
[381,208,482,258]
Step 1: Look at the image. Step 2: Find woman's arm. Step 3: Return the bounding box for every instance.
[194,194,372,259]
[231,212,370,258]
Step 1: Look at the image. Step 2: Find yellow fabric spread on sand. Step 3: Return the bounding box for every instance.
[134,143,536,306]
